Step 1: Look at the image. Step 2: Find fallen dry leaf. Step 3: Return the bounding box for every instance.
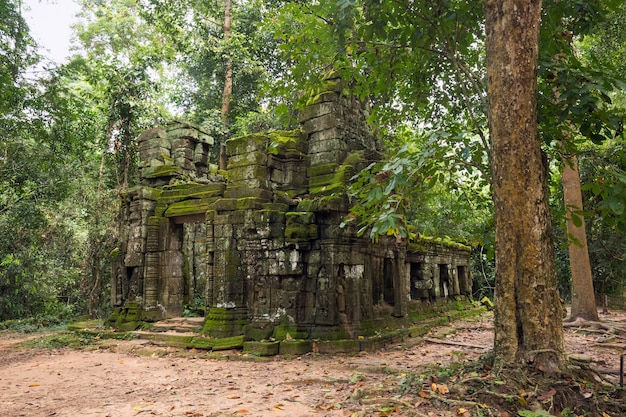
[537,388,556,401]
[235,410,249,414]
[226,394,240,399]
[28,383,40,387]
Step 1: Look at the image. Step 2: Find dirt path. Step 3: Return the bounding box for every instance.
[1,311,624,417]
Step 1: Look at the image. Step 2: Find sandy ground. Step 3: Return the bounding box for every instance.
[0,311,624,417]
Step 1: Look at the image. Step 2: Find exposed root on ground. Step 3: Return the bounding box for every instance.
[564,317,626,334]
[400,355,626,417]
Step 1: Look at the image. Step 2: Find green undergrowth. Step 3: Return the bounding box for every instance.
[17,330,99,349]
[0,316,70,333]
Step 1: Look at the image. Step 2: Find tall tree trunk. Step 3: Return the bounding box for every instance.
[219,0,232,170]
[486,0,566,373]
[562,154,599,321]
[221,0,233,127]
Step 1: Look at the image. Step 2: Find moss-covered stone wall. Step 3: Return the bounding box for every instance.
[112,80,472,341]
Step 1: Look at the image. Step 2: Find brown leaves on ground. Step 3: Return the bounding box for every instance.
[3,310,626,416]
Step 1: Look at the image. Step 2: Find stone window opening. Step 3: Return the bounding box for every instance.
[409,262,425,300]
[439,264,450,298]
[457,265,469,296]
[383,258,395,306]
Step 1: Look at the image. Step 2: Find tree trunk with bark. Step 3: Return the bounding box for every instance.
[485,0,567,373]
[221,0,232,127]
[562,154,599,322]
[219,0,232,170]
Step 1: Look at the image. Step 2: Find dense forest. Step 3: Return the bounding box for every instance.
[2,0,626,370]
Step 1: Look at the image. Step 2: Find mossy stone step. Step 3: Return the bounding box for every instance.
[243,341,280,356]
[317,339,361,354]
[279,340,312,356]
[130,331,245,351]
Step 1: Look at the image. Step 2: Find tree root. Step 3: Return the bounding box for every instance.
[423,338,488,350]
[564,317,626,334]
[564,318,612,330]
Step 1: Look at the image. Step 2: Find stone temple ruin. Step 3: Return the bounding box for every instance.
[111,78,472,341]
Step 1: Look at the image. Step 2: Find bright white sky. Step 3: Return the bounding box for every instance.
[22,0,81,64]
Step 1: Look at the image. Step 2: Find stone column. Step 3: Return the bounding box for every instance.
[393,249,407,317]
[143,216,164,310]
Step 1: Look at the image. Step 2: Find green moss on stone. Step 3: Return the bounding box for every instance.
[308,328,352,340]
[154,204,168,217]
[295,199,315,212]
[307,163,339,178]
[224,188,272,200]
[261,202,289,212]
[309,181,346,196]
[117,321,141,332]
[166,121,214,145]
[227,151,268,169]
[236,197,266,210]
[359,335,392,352]
[408,324,431,338]
[253,210,286,225]
[295,195,347,213]
[306,91,338,106]
[142,164,182,179]
[316,194,347,212]
[285,224,317,241]
[225,133,268,156]
[267,130,306,154]
[279,340,312,356]
[408,236,471,252]
[308,173,338,188]
[272,324,309,341]
[215,198,238,211]
[243,325,274,341]
[164,199,212,217]
[160,334,194,348]
[138,187,163,201]
[228,165,269,182]
[188,190,224,199]
[109,248,120,261]
[283,188,308,198]
[243,341,280,356]
[212,335,246,351]
[202,308,248,338]
[189,337,214,350]
[157,184,220,204]
[67,320,102,331]
[285,211,315,225]
[317,339,360,354]
[342,150,366,166]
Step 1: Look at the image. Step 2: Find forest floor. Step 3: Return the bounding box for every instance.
[1,309,626,417]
